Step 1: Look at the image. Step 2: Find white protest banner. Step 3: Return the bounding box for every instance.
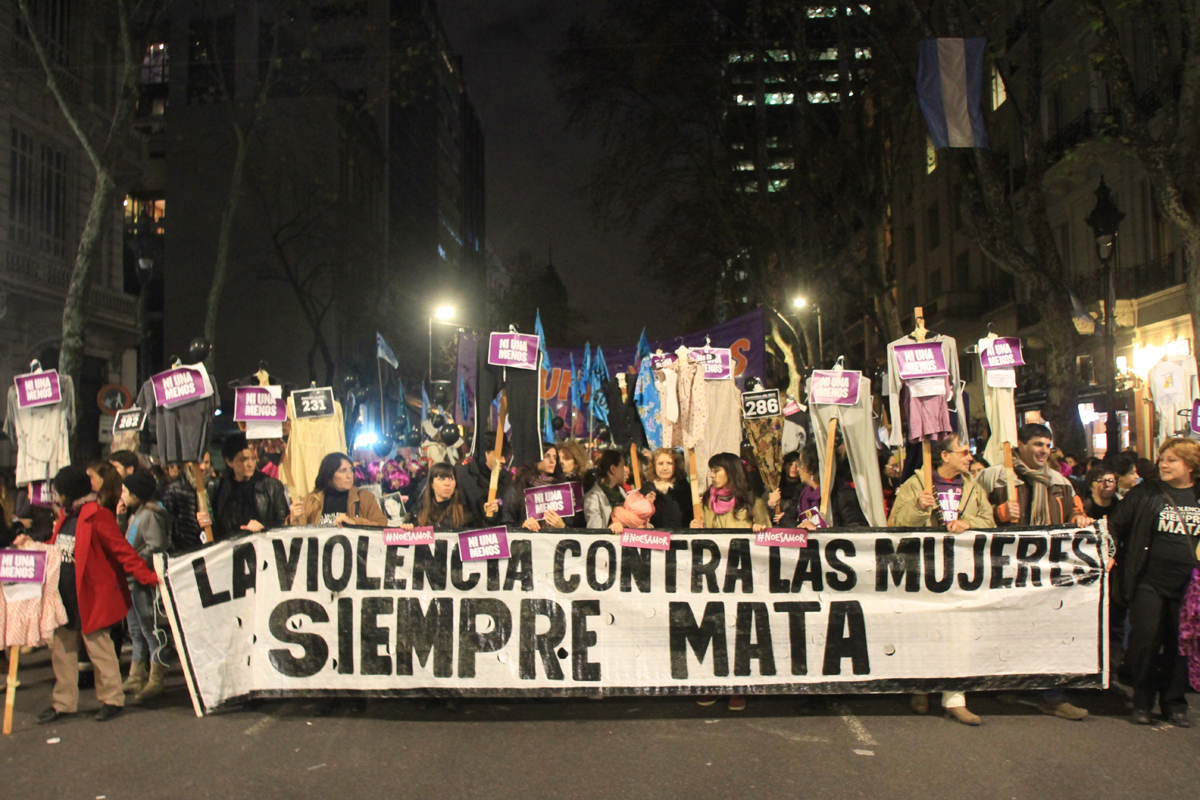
[160,526,1108,715]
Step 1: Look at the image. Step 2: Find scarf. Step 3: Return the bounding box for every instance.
[69,493,98,514]
[612,490,655,529]
[599,482,625,512]
[1012,460,1056,525]
[530,472,556,489]
[710,487,736,516]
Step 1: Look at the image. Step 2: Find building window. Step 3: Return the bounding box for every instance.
[926,203,940,251]
[38,142,68,256]
[954,251,970,290]
[991,64,1007,110]
[764,92,795,105]
[16,0,70,65]
[9,128,34,247]
[140,43,168,84]
[925,134,938,174]
[124,195,165,234]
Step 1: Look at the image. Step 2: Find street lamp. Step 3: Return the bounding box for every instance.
[1085,175,1124,456]
[428,304,457,383]
[793,296,824,367]
[133,212,158,385]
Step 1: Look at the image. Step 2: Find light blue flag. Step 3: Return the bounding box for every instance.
[590,346,610,425]
[635,328,651,368]
[421,382,430,427]
[376,331,398,369]
[534,311,554,442]
[917,38,989,149]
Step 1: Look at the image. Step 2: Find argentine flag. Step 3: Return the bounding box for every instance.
[918,38,989,149]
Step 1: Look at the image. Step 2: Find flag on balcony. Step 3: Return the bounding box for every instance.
[917,38,990,149]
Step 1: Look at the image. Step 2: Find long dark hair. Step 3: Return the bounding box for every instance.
[314,453,352,493]
[88,460,121,513]
[702,452,753,516]
[513,443,563,494]
[418,462,468,528]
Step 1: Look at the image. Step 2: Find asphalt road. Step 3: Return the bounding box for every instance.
[2,648,1199,800]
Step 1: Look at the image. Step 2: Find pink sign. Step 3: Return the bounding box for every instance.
[979,337,1025,369]
[233,387,286,422]
[620,529,671,550]
[0,549,46,583]
[487,333,539,370]
[151,366,211,408]
[524,483,576,521]
[13,370,61,409]
[384,527,435,546]
[29,481,54,508]
[808,370,861,406]
[755,529,809,548]
[894,342,948,380]
[1192,400,1200,435]
[459,527,510,561]
[690,347,732,380]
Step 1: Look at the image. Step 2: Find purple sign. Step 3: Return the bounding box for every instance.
[14,370,62,409]
[894,342,948,380]
[650,353,677,369]
[808,370,862,406]
[569,481,584,515]
[384,527,434,546]
[979,337,1025,369]
[1192,400,1200,435]
[619,529,671,550]
[524,483,576,521]
[755,529,809,548]
[29,481,54,508]
[233,387,286,422]
[0,549,46,583]
[488,332,539,370]
[690,347,732,380]
[151,366,210,408]
[459,527,510,561]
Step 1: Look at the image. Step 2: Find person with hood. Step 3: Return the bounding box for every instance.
[118,470,173,701]
[887,434,993,725]
[199,433,289,540]
[289,452,386,527]
[504,443,569,531]
[976,422,1092,721]
[449,431,510,525]
[1110,438,1200,726]
[31,465,159,724]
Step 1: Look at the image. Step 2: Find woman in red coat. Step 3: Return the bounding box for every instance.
[30,465,159,724]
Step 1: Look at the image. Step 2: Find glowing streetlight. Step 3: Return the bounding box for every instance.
[793,297,807,309]
[435,305,455,320]
[791,296,823,366]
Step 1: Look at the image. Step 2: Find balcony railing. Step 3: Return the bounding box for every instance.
[1075,250,1187,305]
[1045,108,1124,166]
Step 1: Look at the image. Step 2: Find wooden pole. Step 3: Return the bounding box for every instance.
[631,443,641,490]
[487,391,508,505]
[193,462,213,544]
[3,646,19,735]
[687,448,703,522]
[921,438,933,493]
[819,418,838,521]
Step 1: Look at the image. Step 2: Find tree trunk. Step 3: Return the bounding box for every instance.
[1186,231,1200,384]
[58,170,116,382]
[204,126,250,366]
[769,318,803,401]
[1033,288,1086,455]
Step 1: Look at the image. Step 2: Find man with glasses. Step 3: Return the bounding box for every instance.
[888,433,994,725]
[1083,467,1120,521]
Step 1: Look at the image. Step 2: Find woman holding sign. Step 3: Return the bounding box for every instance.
[690,453,770,531]
[289,453,386,527]
[503,444,570,531]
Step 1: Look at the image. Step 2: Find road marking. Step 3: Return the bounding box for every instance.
[834,703,878,746]
[243,717,274,736]
[746,721,828,744]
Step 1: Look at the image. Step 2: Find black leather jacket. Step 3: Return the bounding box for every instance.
[206,470,289,540]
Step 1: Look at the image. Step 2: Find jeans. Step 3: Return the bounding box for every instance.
[129,584,170,667]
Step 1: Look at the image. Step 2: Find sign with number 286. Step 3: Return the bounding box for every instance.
[741,389,781,419]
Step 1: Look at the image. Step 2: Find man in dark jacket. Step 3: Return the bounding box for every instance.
[199,433,288,540]
[452,432,511,525]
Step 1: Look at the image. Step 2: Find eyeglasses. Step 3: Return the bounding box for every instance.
[1097,478,1116,485]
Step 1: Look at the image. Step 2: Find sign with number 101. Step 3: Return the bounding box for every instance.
[741,389,781,419]
[293,387,335,420]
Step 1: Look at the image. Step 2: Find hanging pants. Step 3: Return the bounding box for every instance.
[809,378,888,527]
[1124,583,1190,714]
[51,625,124,713]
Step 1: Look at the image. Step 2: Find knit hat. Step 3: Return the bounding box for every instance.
[222,432,250,463]
[53,465,93,505]
[123,470,158,503]
[611,490,655,529]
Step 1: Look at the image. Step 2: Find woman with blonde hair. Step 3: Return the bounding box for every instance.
[649,447,692,528]
[1111,437,1200,726]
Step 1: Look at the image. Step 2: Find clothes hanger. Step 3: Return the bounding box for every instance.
[28,359,42,373]
[832,355,846,371]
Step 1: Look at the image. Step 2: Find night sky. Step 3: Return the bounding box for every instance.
[438,0,684,346]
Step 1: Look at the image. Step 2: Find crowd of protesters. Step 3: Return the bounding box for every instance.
[2,418,1196,729]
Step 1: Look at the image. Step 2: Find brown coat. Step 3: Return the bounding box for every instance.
[292,486,387,527]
